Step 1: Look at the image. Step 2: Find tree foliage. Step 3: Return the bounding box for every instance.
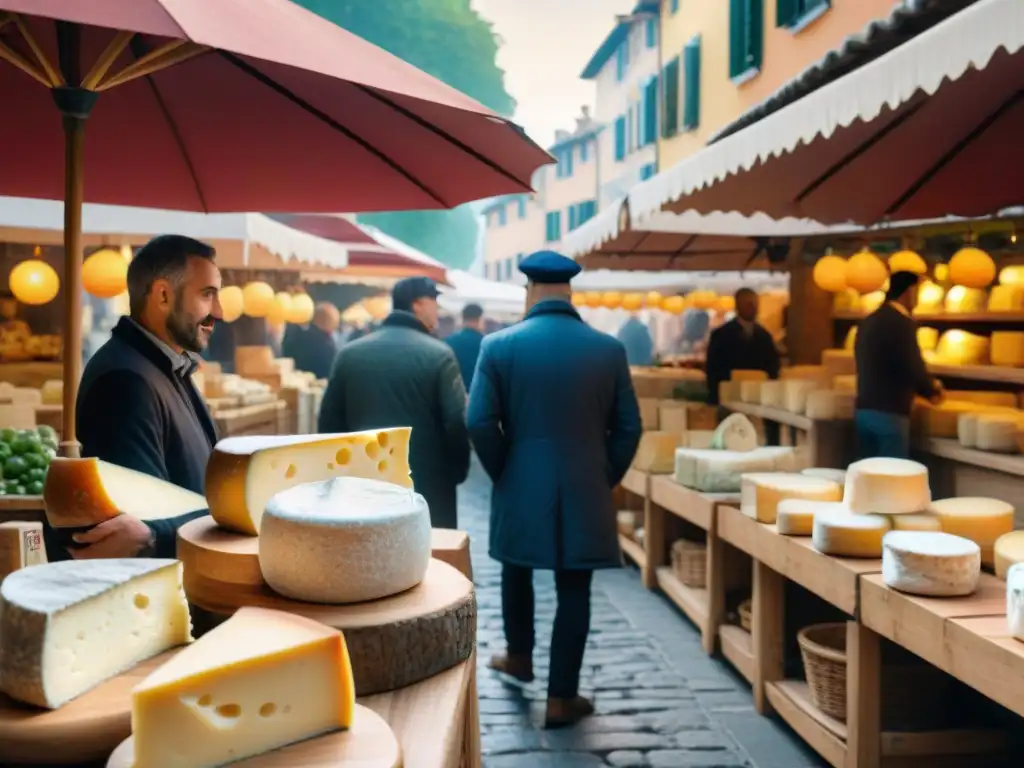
[295,0,515,268]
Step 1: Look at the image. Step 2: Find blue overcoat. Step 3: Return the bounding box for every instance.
[467,299,643,570]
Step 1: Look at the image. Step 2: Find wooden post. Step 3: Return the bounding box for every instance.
[642,490,661,590]
[705,511,725,655]
[752,561,784,714]
[59,112,85,459]
[845,621,881,768]
[786,241,833,366]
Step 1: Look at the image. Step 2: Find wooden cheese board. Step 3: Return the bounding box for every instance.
[185,558,476,697]
[0,650,177,765]
[106,703,401,767]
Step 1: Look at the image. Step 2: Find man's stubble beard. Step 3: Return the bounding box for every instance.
[166,290,205,353]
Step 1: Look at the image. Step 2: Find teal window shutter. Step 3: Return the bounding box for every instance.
[729,0,764,78]
[643,76,658,145]
[776,0,798,26]
[517,198,526,219]
[661,58,680,138]
[614,116,627,161]
[683,36,701,131]
[568,205,577,232]
[627,105,634,152]
[646,19,657,48]
[580,140,589,162]
[670,0,680,13]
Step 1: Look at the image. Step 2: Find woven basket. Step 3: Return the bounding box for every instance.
[671,539,707,588]
[798,623,847,721]
[738,599,752,632]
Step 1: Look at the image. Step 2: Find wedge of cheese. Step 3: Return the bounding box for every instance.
[0,559,192,709]
[633,432,686,473]
[206,429,413,535]
[132,607,355,768]
[709,413,758,452]
[927,497,1014,567]
[812,509,890,558]
[990,332,1024,367]
[741,473,842,524]
[844,458,930,515]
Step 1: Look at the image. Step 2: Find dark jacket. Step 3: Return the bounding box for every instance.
[467,299,643,570]
[706,318,781,405]
[44,317,216,562]
[855,302,937,415]
[292,324,337,380]
[617,317,654,366]
[317,311,471,528]
[446,327,484,390]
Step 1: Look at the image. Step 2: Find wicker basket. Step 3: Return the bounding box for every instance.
[671,539,707,588]
[798,623,847,721]
[738,599,752,632]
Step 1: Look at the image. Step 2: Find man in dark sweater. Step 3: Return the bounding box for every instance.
[854,270,943,458]
[47,235,222,561]
[446,303,485,391]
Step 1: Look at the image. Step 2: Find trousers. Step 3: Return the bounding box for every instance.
[501,563,593,699]
[855,409,911,459]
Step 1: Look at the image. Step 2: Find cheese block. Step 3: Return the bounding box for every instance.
[822,349,856,379]
[1007,563,1024,639]
[260,476,431,604]
[718,380,742,404]
[0,559,192,709]
[741,473,842,524]
[633,431,685,473]
[782,379,819,414]
[730,369,768,383]
[889,513,941,532]
[975,412,1024,452]
[988,284,1024,312]
[927,497,1014,566]
[995,531,1024,579]
[683,430,715,449]
[917,327,939,353]
[805,390,843,420]
[934,329,989,366]
[674,446,801,493]
[881,531,980,596]
[0,521,46,581]
[759,380,784,408]
[658,402,687,433]
[638,398,660,430]
[709,413,758,452]
[844,457,930,515]
[132,607,355,768]
[832,375,857,393]
[944,285,987,314]
[739,380,762,403]
[990,332,1024,367]
[206,429,413,535]
[43,457,207,530]
[957,409,1014,448]
[781,365,827,382]
[776,499,845,536]
[812,509,891,558]
[802,468,847,485]
[915,400,988,438]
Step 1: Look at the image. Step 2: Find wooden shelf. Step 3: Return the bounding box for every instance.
[618,533,646,569]
[765,680,846,768]
[716,505,761,558]
[621,468,649,497]
[655,566,709,632]
[649,476,737,530]
[723,401,815,430]
[834,311,1024,323]
[929,364,1024,385]
[920,438,1024,478]
[945,616,1024,721]
[719,624,754,683]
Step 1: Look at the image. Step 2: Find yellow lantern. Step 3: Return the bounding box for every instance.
[571,293,586,307]
[9,250,59,305]
[661,295,685,314]
[715,295,736,313]
[81,247,129,298]
[267,292,293,325]
[948,246,995,289]
[812,255,847,292]
[242,281,275,317]
[287,293,315,324]
[934,263,950,283]
[602,291,623,310]
[218,286,244,323]
[584,291,603,308]
[690,290,717,310]
[888,250,927,275]
[645,291,662,307]
[844,248,887,294]
[621,293,643,312]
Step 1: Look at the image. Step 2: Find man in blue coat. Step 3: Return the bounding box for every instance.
[467,250,643,728]
[446,302,485,390]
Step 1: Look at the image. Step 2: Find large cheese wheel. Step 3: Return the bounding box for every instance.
[259,476,431,604]
[812,508,890,558]
[927,497,1014,566]
[776,499,844,537]
[882,531,980,597]
[995,530,1024,579]
[710,413,758,451]
[844,458,930,515]
[741,473,841,524]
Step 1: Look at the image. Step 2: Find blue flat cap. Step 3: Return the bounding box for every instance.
[518,250,581,284]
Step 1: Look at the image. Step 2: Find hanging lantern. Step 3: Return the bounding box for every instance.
[9,247,59,305]
[241,281,275,317]
[661,295,686,314]
[219,286,244,323]
[887,250,927,275]
[933,263,950,283]
[584,291,602,308]
[844,248,887,294]
[571,293,586,307]
[621,293,643,312]
[644,291,662,307]
[602,291,623,310]
[82,247,130,299]
[690,290,717,310]
[715,295,736,314]
[287,293,315,324]
[812,255,847,292]
[948,246,995,289]
[267,292,293,325]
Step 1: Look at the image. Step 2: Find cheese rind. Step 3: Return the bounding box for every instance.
[260,476,431,604]
[927,497,1014,566]
[0,559,192,708]
[812,509,890,558]
[206,429,413,535]
[844,458,930,515]
[1007,563,1024,639]
[881,531,980,596]
[132,607,355,768]
[889,513,941,532]
[776,499,845,536]
[741,473,842,524]
[709,413,758,452]
[995,530,1024,579]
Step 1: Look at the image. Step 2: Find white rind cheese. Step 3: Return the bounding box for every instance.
[739,380,762,403]
[801,468,847,486]
[782,379,820,414]
[776,499,845,536]
[844,458,930,515]
[1007,563,1024,639]
[673,447,801,493]
[882,531,980,597]
[0,559,192,708]
[812,509,891,558]
[975,413,1023,453]
[709,413,758,452]
[741,474,842,524]
[259,476,431,604]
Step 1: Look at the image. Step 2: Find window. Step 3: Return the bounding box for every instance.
[568,205,578,232]
[556,148,574,179]
[517,197,527,219]
[777,0,829,28]
[729,0,764,79]
[545,211,562,242]
[496,206,507,227]
[670,0,680,13]
[640,163,656,181]
[645,18,657,48]
[616,38,629,81]
[577,200,597,226]
[661,57,680,138]
[505,258,514,280]
[642,76,658,146]
[580,140,589,163]
[627,105,634,153]
[682,36,701,131]
[614,116,627,161]
[517,253,525,266]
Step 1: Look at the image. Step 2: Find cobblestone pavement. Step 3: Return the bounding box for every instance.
[459,462,826,768]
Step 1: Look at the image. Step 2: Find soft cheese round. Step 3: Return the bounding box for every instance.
[259,476,431,604]
[844,457,930,515]
[812,508,890,558]
[882,531,980,597]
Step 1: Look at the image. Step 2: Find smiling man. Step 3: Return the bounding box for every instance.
[46,235,223,562]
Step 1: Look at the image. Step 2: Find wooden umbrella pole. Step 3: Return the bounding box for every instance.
[59,112,85,459]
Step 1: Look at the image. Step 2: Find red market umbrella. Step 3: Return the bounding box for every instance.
[0,0,550,456]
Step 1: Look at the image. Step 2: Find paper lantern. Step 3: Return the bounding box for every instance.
[287,293,315,324]
[812,255,847,292]
[621,293,643,312]
[888,250,927,275]
[933,263,950,283]
[844,248,887,294]
[242,281,275,317]
[714,295,735,314]
[948,247,995,289]
[644,291,662,307]
[571,293,586,307]
[81,248,129,298]
[602,291,623,310]
[218,286,244,323]
[661,295,685,314]
[584,291,603,308]
[9,257,59,305]
[267,292,293,325]
[689,290,717,310]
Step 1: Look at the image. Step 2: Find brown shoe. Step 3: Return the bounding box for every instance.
[488,653,534,683]
[544,696,594,728]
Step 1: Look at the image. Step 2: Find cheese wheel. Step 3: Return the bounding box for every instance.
[995,530,1024,579]
[776,499,845,537]
[801,468,847,485]
[259,476,431,604]
[882,531,980,597]
[759,381,784,408]
[782,379,819,414]
[975,413,1023,453]
[739,380,762,403]
[812,509,890,558]
[632,432,684,473]
[710,413,758,452]
[844,458,930,515]
[927,497,1014,567]
[955,410,1016,448]
[889,513,941,532]
[741,473,842,524]
[674,446,801,492]
[1008,563,1024,638]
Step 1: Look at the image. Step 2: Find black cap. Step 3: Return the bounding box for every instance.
[392,276,440,312]
[518,249,582,284]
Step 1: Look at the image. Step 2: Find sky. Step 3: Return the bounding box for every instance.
[471,0,637,149]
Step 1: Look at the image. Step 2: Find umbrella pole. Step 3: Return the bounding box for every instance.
[58,113,85,459]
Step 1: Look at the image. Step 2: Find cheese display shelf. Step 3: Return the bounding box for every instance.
[919,438,1024,479]
[617,468,650,572]
[722,402,854,469]
[929,364,1024,386]
[0,495,45,524]
[834,312,1024,323]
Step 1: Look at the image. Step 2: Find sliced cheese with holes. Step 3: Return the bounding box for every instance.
[995,531,1024,579]
[739,380,762,403]
[927,497,1014,567]
[43,458,207,529]
[975,412,1024,452]
[845,458,930,515]
[812,509,891,558]
[888,513,941,532]
[741,473,842,524]
[0,559,192,709]
[132,607,355,768]
[0,521,46,581]
[206,429,413,535]
[1008,563,1024,639]
[730,370,769,383]
[633,432,685,473]
[782,380,819,414]
[674,447,800,493]
[990,332,1024,367]
[882,531,980,596]
[710,413,757,452]
[759,380,784,408]
[776,499,845,536]
[802,468,847,485]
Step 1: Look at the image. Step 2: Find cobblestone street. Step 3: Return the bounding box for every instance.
[459,462,826,768]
